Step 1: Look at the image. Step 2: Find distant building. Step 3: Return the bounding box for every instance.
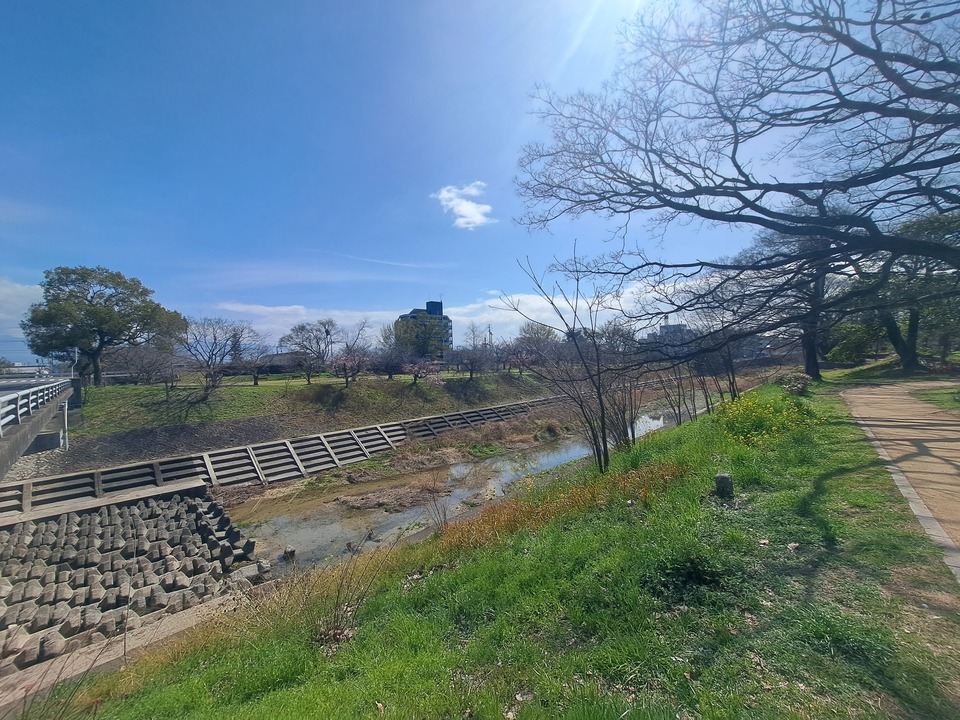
[646,323,696,346]
[396,300,453,359]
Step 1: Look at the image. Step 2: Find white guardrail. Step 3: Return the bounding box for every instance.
[0,381,72,438]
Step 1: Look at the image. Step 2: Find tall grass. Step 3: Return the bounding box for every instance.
[64,385,960,719]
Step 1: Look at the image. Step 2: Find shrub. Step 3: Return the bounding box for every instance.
[714,390,817,446]
[774,371,812,395]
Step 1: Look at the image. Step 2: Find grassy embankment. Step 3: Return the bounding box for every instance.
[53,379,960,719]
[912,385,960,411]
[73,372,552,437]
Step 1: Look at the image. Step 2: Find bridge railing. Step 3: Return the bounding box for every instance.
[0,380,72,438]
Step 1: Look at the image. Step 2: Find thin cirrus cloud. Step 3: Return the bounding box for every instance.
[197,263,425,290]
[431,181,497,230]
[309,251,456,270]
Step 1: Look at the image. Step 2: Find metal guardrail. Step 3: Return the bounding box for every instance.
[0,396,562,523]
[0,380,72,439]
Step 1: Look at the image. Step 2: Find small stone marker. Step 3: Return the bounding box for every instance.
[715,473,734,500]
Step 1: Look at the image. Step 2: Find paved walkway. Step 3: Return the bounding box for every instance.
[843,381,960,583]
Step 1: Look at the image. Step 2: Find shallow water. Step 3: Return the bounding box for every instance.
[246,414,664,570]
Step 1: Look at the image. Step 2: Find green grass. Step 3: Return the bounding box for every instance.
[74,385,960,719]
[912,386,960,411]
[73,383,298,436]
[824,356,957,385]
[74,373,553,437]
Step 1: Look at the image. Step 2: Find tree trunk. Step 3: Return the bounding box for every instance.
[800,325,822,380]
[92,351,103,386]
[905,308,921,370]
[879,311,920,372]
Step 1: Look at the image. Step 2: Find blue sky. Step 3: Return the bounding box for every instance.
[0,1,747,363]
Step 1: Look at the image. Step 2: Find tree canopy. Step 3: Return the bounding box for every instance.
[21,266,185,385]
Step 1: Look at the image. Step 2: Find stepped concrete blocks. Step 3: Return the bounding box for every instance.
[96,612,117,636]
[127,587,147,612]
[51,602,71,625]
[164,592,183,614]
[29,605,52,633]
[39,583,56,606]
[2,624,29,654]
[59,607,82,637]
[71,587,89,607]
[38,632,66,662]
[13,636,40,669]
[7,585,24,606]
[149,587,168,610]
[119,541,137,560]
[0,488,262,675]
[180,590,199,610]
[22,580,42,602]
[80,606,101,632]
[15,604,37,628]
[99,587,119,611]
[0,606,18,630]
[28,561,47,580]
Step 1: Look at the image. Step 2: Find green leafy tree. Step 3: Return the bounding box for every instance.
[21,266,185,386]
[394,315,448,360]
[826,323,882,364]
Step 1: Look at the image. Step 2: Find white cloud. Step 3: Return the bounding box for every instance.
[431,181,496,230]
[199,264,395,289]
[0,277,42,362]
[212,280,655,350]
[214,302,401,347]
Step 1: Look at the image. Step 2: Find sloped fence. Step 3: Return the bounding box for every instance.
[0,381,72,439]
[0,396,561,525]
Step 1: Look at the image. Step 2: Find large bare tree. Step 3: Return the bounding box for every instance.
[518,0,960,268]
[180,317,262,399]
[278,319,342,383]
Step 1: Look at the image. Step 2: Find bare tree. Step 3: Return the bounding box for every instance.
[180,317,260,400]
[231,328,272,386]
[504,260,642,473]
[107,344,180,389]
[278,319,342,384]
[331,319,371,387]
[454,322,492,380]
[371,324,409,380]
[518,0,960,268]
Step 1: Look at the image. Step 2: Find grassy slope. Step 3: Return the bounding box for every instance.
[74,373,551,437]
[72,384,960,719]
[912,386,960,411]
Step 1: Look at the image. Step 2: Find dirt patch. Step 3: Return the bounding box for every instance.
[6,414,326,481]
[336,481,450,512]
